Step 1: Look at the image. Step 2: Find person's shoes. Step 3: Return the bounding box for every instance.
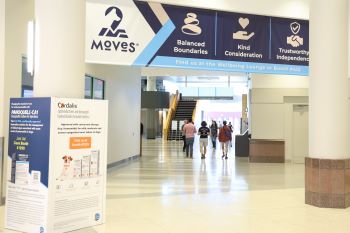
[201,154,205,159]
[222,154,225,159]
[225,155,228,159]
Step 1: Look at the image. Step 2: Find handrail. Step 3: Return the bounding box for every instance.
[192,100,198,122]
[163,92,180,139]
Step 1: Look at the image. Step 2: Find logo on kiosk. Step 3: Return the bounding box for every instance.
[58,102,77,109]
[91,6,138,53]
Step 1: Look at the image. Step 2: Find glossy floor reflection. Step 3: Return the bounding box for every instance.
[2,138,350,233]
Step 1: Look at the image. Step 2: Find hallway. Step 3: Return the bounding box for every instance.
[2,139,350,233]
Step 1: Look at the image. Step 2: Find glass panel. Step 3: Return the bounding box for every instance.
[85,76,92,99]
[216,87,234,97]
[22,88,33,98]
[21,56,33,97]
[179,87,198,97]
[198,87,215,97]
[93,78,104,100]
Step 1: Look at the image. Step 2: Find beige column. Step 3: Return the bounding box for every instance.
[33,0,85,98]
[306,0,350,208]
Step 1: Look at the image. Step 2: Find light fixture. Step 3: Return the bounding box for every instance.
[27,21,34,76]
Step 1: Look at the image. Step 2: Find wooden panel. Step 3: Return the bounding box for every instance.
[249,139,284,163]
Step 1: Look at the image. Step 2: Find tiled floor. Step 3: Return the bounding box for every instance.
[2,138,350,233]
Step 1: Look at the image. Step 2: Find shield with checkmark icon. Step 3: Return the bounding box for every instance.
[290,21,301,35]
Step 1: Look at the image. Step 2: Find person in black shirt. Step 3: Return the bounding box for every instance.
[197,121,210,159]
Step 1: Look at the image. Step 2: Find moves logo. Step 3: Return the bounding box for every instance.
[91,6,138,53]
[58,102,77,109]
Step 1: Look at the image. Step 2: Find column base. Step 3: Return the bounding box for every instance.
[305,157,350,208]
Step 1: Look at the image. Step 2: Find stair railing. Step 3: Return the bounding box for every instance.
[163,92,180,140]
[192,100,198,123]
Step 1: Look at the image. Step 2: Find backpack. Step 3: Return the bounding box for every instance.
[218,126,231,142]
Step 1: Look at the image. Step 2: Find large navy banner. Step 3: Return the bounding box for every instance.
[86,0,309,75]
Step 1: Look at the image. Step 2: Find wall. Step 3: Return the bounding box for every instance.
[2,0,34,199]
[250,74,309,161]
[86,64,141,165]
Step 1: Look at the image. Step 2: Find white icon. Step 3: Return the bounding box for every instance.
[233,17,255,41]
[287,22,303,47]
[181,13,202,36]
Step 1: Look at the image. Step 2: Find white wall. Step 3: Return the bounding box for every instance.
[250,74,309,161]
[86,64,141,165]
[2,0,34,198]
[138,0,310,19]
[3,0,34,139]
[251,74,309,89]
[250,74,309,139]
[33,0,85,98]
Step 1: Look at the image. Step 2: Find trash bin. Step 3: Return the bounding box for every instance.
[235,130,250,157]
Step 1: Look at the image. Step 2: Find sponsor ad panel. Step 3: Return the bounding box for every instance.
[5,98,51,233]
[49,98,108,233]
[5,98,108,233]
[86,0,309,75]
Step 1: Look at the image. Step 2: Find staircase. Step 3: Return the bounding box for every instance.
[167,100,197,140]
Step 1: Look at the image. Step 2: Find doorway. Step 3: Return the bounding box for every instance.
[292,105,309,163]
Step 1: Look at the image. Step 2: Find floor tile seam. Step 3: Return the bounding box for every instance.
[106,187,302,199]
[106,185,233,190]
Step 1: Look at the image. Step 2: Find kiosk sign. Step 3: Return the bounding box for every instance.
[5,98,108,233]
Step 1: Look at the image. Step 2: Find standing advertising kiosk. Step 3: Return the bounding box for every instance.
[5,97,108,233]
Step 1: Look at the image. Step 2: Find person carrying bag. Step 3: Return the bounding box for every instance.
[218,121,232,159]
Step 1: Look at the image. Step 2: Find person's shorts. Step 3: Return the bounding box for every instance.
[199,138,208,147]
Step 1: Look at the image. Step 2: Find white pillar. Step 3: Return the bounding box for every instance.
[33,0,85,98]
[309,0,349,159]
[0,0,5,138]
[146,76,157,91]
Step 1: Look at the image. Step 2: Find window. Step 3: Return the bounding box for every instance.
[85,75,105,100]
[21,56,33,97]
[85,75,93,99]
[93,78,104,99]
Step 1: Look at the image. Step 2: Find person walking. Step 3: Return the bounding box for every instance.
[181,119,188,152]
[183,118,196,158]
[218,121,232,159]
[198,121,210,159]
[209,120,218,149]
[228,122,233,147]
